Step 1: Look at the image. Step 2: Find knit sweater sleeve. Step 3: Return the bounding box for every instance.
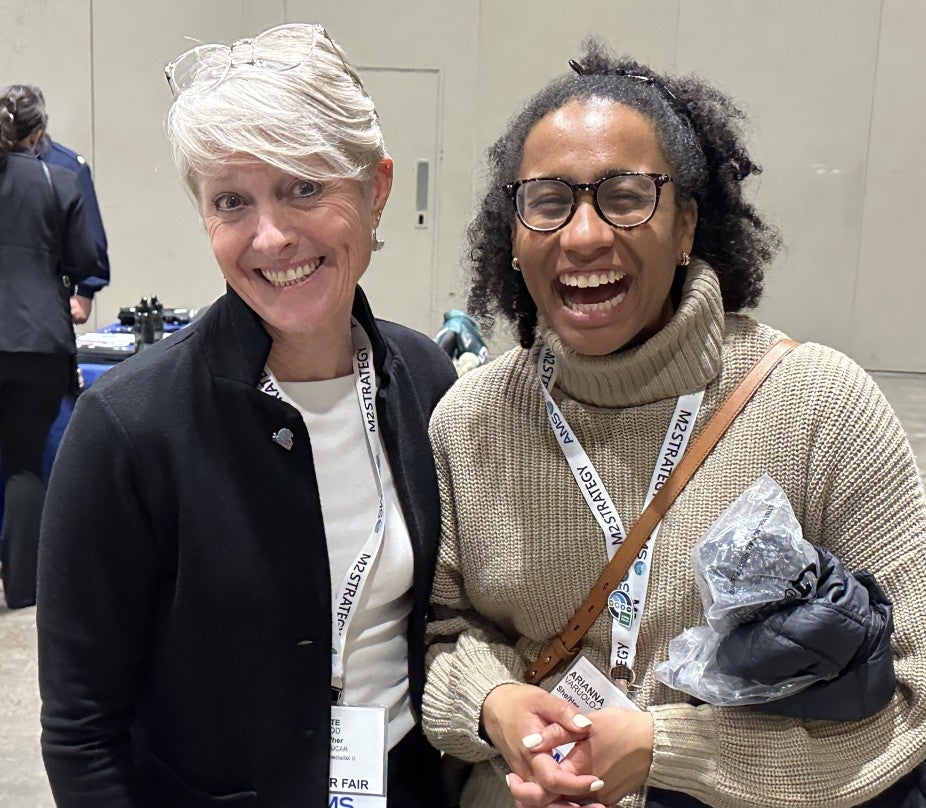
[646,344,926,807]
[422,388,526,763]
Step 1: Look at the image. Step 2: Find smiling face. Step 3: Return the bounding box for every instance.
[198,155,392,352]
[513,98,696,356]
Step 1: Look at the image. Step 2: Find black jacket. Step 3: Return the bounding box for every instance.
[37,288,456,807]
[647,546,906,808]
[716,544,896,722]
[0,150,98,355]
[38,137,111,298]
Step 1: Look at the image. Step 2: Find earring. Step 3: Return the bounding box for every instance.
[679,251,691,267]
[372,210,384,252]
[511,257,521,271]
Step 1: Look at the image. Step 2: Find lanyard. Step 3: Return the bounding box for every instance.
[537,344,703,673]
[259,319,386,691]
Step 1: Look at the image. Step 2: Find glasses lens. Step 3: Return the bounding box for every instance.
[169,44,231,93]
[517,180,574,231]
[598,175,658,227]
[253,23,320,72]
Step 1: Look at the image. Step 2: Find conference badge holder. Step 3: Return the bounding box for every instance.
[549,654,640,763]
[329,704,388,807]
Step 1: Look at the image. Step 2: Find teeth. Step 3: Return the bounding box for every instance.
[260,258,322,286]
[566,291,627,313]
[559,269,628,313]
[559,269,624,288]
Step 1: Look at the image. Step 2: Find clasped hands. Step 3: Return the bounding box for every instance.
[481,683,654,808]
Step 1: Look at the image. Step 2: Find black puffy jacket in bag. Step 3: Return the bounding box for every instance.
[645,546,924,806]
[716,544,895,722]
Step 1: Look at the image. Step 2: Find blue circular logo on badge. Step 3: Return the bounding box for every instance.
[634,560,646,576]
[607,589,634,628]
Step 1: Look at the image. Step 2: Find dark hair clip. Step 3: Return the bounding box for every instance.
[568,59,586,76]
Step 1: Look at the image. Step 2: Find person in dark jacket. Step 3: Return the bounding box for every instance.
[39,139,109,322]
[0,85,98,609]
[1,85,110,325]
[37,23,455,807]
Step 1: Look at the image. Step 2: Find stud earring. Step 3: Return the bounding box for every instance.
[679,252,691,267]
[511,257,521,271]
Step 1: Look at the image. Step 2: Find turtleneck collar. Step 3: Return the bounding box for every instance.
[538,260,725,408]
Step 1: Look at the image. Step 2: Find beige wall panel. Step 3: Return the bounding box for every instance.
[852,0,926,371]
[357,67,441,336]
[0,0,92,162]
[476,0,682,157]
[87,0,285,328]
[285,0,481,337]
[677,0,882,361]
[4,1,923,367]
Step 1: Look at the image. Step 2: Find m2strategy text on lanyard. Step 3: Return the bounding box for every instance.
[537,344,704,680]
[259,319,389,805]
[259,318,386,694]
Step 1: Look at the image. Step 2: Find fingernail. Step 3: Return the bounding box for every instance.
[590,779,605,792]
[522,732,542,749]
[572,713,592,728]
[505,773,511,787]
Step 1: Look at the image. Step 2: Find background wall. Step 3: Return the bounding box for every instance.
[2,0,922,370]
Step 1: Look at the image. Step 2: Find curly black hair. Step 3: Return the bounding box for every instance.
[467,40,781,348]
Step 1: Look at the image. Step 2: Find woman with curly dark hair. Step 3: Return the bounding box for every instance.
[423,41,926,808]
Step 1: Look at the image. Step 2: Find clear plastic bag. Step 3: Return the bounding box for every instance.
[656,626,820,706]
[693,473,819,635]
[654,474,825,706]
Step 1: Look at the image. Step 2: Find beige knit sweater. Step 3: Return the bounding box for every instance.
[423,262,926,807]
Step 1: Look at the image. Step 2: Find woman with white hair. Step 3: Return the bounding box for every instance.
[37,23,455,807]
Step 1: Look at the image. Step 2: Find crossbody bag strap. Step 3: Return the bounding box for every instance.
[524,337,799,685]
[40,160,69,283]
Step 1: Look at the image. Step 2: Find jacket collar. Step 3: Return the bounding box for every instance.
[197,285,388,387]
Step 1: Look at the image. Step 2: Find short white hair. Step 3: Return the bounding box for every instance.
[165,25,385,194]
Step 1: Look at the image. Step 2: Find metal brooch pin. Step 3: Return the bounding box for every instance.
[272,428,294,451]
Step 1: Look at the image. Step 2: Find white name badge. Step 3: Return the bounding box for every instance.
[550,654,639,763]
[329,705,388,808]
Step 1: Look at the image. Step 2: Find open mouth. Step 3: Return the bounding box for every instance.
[557,269,631,313]
[258,257,323,287]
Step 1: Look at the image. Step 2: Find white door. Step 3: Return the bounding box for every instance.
[357,67,441,339]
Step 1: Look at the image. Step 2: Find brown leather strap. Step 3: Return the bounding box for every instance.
[524,337,798,685]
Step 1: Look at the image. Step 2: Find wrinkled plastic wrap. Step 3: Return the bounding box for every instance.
[654,474,828,706]
[694,474,819,634]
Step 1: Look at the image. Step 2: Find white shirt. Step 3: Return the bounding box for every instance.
[280,374,414,749]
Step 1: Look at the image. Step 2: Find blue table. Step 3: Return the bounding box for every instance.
[1,319,191,530]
